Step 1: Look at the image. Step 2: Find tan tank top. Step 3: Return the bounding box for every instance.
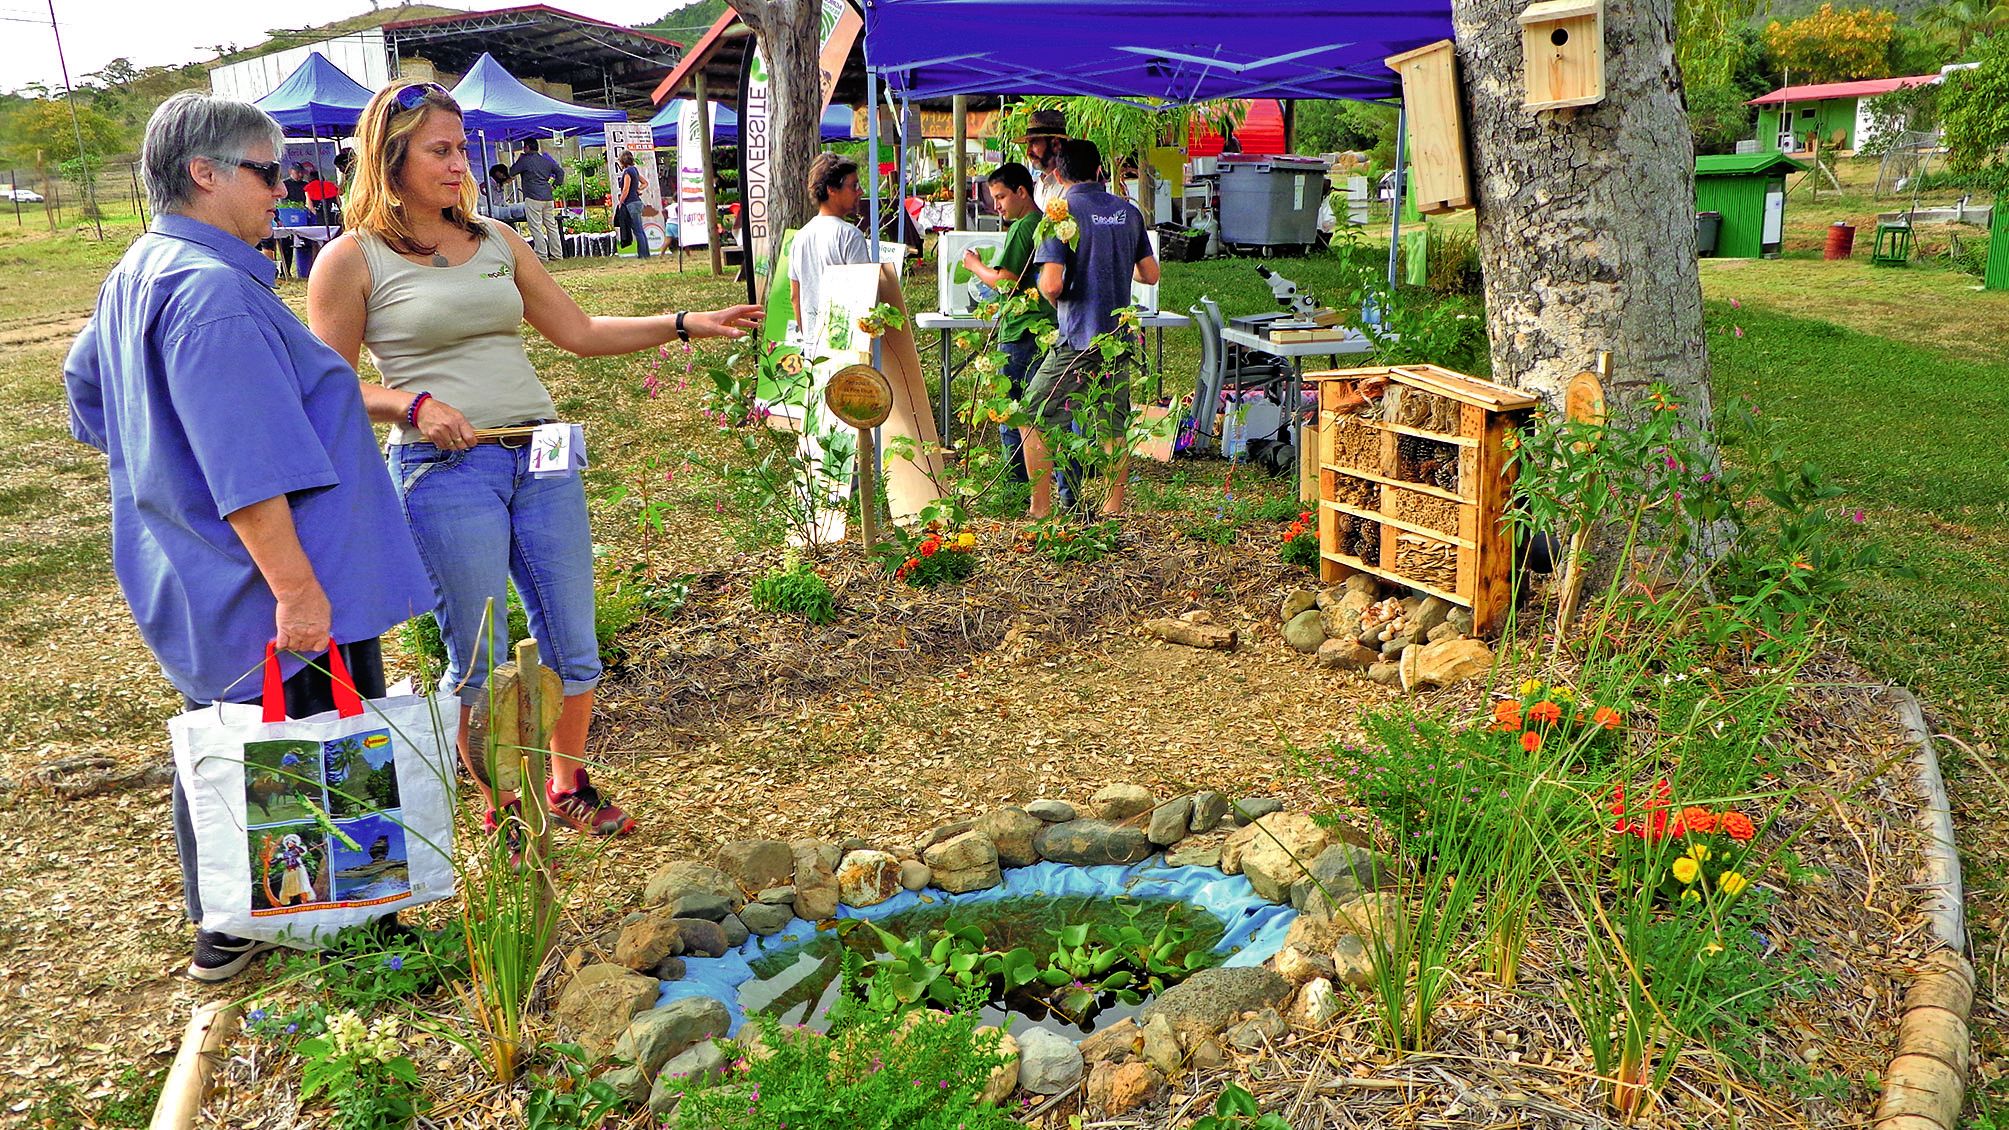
[354,218,557,443]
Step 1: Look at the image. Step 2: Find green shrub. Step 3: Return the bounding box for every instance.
[1423,225,1483,297]
[750,555,838,622]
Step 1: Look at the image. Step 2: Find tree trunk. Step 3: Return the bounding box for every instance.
[1450,0,1712,433]
[728,0,824,297]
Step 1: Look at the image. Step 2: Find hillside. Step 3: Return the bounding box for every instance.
[215,4,464,66]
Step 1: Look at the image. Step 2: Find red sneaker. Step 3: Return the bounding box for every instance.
[547,771,637,836]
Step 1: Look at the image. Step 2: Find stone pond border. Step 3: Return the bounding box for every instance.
[1873,689,1974,1130]
[557,786,1411,1118]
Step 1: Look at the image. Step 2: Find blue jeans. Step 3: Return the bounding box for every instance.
[387,441,601,708]
[620,200,652,258]
[999,336,1040,483]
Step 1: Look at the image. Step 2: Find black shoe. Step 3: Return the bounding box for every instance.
[188,929,279,983]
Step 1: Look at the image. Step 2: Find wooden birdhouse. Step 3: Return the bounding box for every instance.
[1383,39,1471,215]
[1518,0,1604,111]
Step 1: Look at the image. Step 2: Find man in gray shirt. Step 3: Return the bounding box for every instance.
[509,138,566,261]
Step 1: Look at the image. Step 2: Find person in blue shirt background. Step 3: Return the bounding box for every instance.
[62,90,435,983]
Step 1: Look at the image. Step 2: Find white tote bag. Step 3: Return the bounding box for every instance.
[171,643,459,945]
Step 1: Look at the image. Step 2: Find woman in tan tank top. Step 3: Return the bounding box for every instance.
[308,82,758,849]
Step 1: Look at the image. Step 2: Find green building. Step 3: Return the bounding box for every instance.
[1747,75,1938,154]
[1695,153,1807,260]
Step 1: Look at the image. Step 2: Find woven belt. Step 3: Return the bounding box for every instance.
[473,419,558,446]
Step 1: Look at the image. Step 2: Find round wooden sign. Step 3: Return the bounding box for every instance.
[1565,368,1607,426]
[825,364,894,429]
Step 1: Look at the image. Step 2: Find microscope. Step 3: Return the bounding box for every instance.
[1254,263,1323,330]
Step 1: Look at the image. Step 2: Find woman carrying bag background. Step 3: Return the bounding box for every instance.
[614,150,650,259]
[308,81,759,847]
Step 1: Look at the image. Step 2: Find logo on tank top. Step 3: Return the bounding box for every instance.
[481,264,513,279]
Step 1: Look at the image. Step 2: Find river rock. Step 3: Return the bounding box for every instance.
[1189,790,1228,832]
[1140,966,1290,1044]
[1036,819,1152,865]
[672,918,729,958]
[1026,799,1076,822]
[1090,783,1154,820]
[792,839,842,920]
[1381,634,1414,655]
[755,885,796,906]
[654,955,686,981]
[1367,660,1404,686]
[1283,609,1326,653]
[659,1037,730,1086]
[1225,1007,1287,1051]
[1292,843,1398,916]
[1343,574,1380,597]
[1016,1027,1085,1094]
[1317,638,1381,670]
[899,859,932,891]
[974,807,1042,867]
[1078,1017,1141,1066]
[612,996,731,1076]
[919,820,976,852]
[669,892,732,922]
[614,912,685,971]
[1229,796,1283,825]
[1412,595,1453,636]
[1146,796,1193,846]
[1332,934,1377,988]
[643,861,742,911]
[924,831,1002,893]
[1294,978,1343,1027]
[1409,637,1494,687]
[716,839,793,894]
[1140,1013,1182,1076]
[1223,812,1334,900]
[1087,1061,1164,1118]
[719,914,749,949]
[553,963,658,1059]
[739,896,791,932]
[1427,621,1463,642]
[836,849,903,908]
[1447,606,1475,634]
[601,1065,650,1104]
[1164,840,1221,869]
[977,1028,1020,1105]
[1279,589,1318,622]
[1275,939,1336,985]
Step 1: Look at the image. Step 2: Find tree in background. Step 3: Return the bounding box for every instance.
[1291,100,1399,167]
[1,97,127,172]
[1940,34,2009,179]
[1764,4,1900,83]
[725,0,825,294]
[1918,0,2009,58]
[1679,21,1771,154]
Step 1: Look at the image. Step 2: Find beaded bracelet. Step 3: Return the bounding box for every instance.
[406,391,432,428]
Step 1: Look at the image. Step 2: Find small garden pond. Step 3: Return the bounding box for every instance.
[656,860,1298,1039]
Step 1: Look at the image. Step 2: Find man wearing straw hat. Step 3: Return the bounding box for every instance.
[1020,108,1069,210]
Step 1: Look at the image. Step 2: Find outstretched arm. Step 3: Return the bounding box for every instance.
[502,223,759,355]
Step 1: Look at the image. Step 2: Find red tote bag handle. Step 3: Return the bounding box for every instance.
[261,639,364,723]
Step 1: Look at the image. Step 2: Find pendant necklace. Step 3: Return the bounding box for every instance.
[431,252,450,267]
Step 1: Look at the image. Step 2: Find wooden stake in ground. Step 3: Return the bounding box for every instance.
[1554,351,1610,642]
[826,363,895,552]
[148,1001,239,1130]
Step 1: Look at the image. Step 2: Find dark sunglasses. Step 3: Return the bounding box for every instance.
[392,82,454,115]
[236,159,282,188]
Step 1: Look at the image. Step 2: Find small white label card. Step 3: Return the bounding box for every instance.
[529,422,574,477]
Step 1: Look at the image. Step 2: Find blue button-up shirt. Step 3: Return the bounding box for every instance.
[64,214,434,702]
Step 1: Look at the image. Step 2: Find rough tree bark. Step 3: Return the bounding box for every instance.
[1450,0,1713,433]
[727,0,825,296]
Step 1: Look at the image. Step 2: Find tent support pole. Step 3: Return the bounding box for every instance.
[897,93,911,237]
[951,94,968,229]
[867,70,881,267]
[1386,104,1406,292]
[696,79,723,277]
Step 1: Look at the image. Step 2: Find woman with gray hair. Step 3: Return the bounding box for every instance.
[63,90,433,981]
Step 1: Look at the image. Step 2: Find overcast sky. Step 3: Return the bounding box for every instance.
[2,1,682,96]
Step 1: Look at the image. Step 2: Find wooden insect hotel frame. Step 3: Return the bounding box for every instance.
[1309,365,1538,632]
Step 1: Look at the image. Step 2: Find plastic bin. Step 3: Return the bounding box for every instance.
[1218,156,1328,250]
[1696,211,1722,258]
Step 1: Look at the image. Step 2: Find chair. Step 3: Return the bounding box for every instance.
[1186,296,1287,454]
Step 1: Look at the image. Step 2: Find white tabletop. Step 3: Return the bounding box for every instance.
[273,225,339,241]
[915,311,1191,331]
[1220,325,1378,358]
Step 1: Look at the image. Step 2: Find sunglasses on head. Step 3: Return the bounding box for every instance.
[235,159,282,188]
[392,82,453,115]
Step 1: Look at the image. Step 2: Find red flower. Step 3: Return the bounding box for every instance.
[1527,700,1563,725]
[1681,807,1717,834]
[1492,700,1522,729]
[1721,811,1756,842]
[921,541,939,557]
[1520,730,1542,753]
[1592,706,1623,730]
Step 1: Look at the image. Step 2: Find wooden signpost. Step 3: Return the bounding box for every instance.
[824,363,895,551]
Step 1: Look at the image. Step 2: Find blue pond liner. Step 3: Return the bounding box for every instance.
[655,856,1300,1036]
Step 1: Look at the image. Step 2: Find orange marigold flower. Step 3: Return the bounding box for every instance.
[1527,700,1563,725]
[921,541,939,557]
[1681,807,1718,834]
[1520,730,1542,753]
[1592,706,1623,730]
[1721,811,1757,841]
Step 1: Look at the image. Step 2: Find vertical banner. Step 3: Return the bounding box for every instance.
[676,100,709,249]
[603,122,665,252]
[738,0,864,301]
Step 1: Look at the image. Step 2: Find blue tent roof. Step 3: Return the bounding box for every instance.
[587,102,855,147]
[253,53,375,135]
[862,0,1453,104]
[451,52,627,140]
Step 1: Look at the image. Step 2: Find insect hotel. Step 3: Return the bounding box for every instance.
[1309,365,1538,633]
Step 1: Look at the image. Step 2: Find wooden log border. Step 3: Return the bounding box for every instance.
[1874,689,1972,1130]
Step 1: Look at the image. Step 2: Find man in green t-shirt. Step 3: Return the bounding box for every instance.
[962,163,1056,484]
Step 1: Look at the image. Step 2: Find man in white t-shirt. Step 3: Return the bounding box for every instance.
[789,153,871,344]
[1020,109,1068,210]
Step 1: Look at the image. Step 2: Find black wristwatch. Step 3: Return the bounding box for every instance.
[675,310,691,343]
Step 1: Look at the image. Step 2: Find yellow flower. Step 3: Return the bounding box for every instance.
[956,532,976,549]
[1043,198,1070,224]
[1700,938,1725,958]
[1671,857,1700,885]
[1717,870,1748,896]
[1680,888,1702,902]
[1687,842,1711,863]
[1552,686,1575,702]
[1519,678,1543,696]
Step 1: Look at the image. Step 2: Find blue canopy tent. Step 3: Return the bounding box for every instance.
[254,52,375,135]
[859,0,1454,282]
[452,51,629,217]
[582,101,858,148]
